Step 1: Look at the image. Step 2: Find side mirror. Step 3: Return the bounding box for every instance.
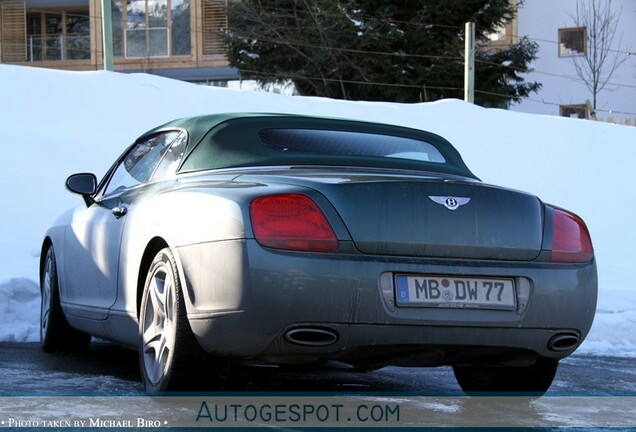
[66,173,97,197]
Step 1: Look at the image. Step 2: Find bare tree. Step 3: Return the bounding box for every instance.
[571,0,627,114]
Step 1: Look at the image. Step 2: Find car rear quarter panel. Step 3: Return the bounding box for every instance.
[110,186,246,314]
[42,208,78,303]
[110,179,349,317]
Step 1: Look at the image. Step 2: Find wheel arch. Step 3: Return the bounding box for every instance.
[136,237,170,319]
[39,237,55,291]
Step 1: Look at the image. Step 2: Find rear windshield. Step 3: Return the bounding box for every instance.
[178,116,476,179]
[259,129,446,163]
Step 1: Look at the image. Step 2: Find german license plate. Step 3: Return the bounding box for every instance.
[395,274,516,310]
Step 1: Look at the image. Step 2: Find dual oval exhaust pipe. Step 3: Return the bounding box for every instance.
[285,327,580,352]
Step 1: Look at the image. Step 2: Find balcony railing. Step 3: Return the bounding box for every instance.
[124,27,169,58]
[27,34,90,62]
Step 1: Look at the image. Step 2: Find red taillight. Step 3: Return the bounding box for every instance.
[550,209,594,263]
[250,194,338,252]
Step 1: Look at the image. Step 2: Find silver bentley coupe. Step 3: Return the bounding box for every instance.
[40,113,597,394]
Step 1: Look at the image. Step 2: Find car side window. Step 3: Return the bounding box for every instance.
[103,131,182,196]
[151,131,187,181]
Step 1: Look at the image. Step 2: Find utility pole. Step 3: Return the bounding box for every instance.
[101,0,114,71]
[464,22,475,103]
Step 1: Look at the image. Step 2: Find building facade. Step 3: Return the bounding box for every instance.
[0,0,237,81]
[2,0,634,118]
[508,0,636,123]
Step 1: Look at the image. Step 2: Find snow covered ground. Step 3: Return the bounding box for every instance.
[0,64,634,356]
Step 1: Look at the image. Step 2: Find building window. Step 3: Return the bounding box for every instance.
[111,0,191,58]
[560,104,588,119]
[488,24,508,44]
[486,17,518,48]
[558,27,586,57]
[26,8,90,62]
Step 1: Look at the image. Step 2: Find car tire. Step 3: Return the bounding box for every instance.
[452,359,558,395]
[40,246,91,353]
[139,248,229,393]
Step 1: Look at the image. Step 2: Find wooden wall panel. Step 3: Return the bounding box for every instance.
[202,0,226,56]
[1,0,26,62]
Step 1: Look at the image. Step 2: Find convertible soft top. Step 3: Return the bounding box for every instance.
[140,113,478,179]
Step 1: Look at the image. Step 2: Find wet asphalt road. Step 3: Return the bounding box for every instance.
[0,343,635,429]
[0,342,634,395]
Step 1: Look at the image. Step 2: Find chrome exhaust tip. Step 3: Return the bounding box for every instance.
[284,327,339,347]
[548,332,580,352]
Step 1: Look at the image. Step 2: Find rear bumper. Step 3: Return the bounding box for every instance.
[178,239,597,366]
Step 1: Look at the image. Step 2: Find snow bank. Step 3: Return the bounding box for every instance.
[0,64,634,356]
[0,278,40,342]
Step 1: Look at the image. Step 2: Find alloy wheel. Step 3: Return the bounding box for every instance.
[40,250,53,340]
[141,263,176,385]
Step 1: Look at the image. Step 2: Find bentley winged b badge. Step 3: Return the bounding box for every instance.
[429,196,471,210]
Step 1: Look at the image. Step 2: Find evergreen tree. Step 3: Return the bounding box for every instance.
[224,0,540,107]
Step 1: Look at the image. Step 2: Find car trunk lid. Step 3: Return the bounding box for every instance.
[322,179,543,260]
[237,170,544,261]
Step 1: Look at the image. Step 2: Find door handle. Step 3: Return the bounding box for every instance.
[112,206,128,219]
